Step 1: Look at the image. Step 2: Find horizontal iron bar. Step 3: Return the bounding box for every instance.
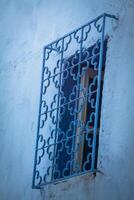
[34,169,96,188]
[43,52,100,82]
[41,91,93,115]
[104,13,118,20]
[44,13,118,49]
[46,46,59,52]
[37,128,100,150]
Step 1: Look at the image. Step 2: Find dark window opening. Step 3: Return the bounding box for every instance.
[54,39,107,179]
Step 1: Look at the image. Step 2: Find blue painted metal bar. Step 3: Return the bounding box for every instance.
[91,13,106,171]
[52,38,64,181]
[44,13,118,49]
[71,27,84,175]
[32,48,46,189]
[43,52,100,82]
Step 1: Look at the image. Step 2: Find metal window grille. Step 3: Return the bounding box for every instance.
[32,13,117,189]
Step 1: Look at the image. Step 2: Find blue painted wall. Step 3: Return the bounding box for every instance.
[0,0,134,199]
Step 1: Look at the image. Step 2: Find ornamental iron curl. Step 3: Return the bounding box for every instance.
[32,13,118,189]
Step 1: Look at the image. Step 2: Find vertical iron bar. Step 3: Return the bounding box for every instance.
[71,27,84,174]
[91,14,106,171]
[32,48,46,188]
[52,39,64,180]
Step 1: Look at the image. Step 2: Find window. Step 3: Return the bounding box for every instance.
[55,41,107,178]
[32,13,118,189]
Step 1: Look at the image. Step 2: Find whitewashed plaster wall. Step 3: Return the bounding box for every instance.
[0,0,134,200]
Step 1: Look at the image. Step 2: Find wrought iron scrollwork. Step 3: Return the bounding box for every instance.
[32,13,118,189]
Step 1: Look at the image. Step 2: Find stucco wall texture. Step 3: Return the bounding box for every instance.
[0,0,134,200]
